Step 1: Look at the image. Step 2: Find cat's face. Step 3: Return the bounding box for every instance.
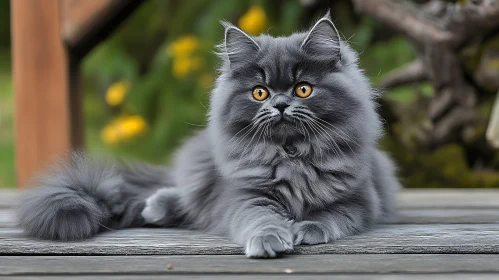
[210,15,380,150]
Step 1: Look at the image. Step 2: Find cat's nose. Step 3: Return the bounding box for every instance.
[274,103,289,114]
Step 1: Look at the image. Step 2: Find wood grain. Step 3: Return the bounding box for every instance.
[1,224,499,255]
[2,254,499,275]
[6,275,499,280]
[11,0,71,188]
[398,189,499,208]
[396,208,499,224]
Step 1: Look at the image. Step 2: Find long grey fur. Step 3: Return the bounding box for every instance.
[18,14,400,258]
[17,153,172,240]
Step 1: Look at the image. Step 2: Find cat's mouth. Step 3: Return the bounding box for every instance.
[269,115,303,139]
[272,114,294,126]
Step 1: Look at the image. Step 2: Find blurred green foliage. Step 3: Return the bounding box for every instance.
[0,1,13,187]
[0,48,14,187]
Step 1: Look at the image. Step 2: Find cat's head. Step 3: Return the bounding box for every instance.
[209,13,381,156]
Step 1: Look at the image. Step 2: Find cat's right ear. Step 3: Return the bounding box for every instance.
[301,14,341,62]
[222,21,260,67]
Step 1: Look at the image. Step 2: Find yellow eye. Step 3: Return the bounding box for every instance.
[252,86,269,101]
[295,82,313,98]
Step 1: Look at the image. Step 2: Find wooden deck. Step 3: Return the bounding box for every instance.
[1,189,499,279]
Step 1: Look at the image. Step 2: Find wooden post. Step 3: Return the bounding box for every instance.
[11,0,73,187]
[11,0,144,187]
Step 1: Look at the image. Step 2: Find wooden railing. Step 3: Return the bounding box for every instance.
[10,0,144,187]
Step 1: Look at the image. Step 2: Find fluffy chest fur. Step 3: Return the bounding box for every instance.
[271,157,346,220]
[223,141,361,221]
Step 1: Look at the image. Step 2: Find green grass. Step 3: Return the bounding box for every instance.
[0,48,15,187]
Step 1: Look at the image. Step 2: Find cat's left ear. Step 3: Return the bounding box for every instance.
[301,12,341,61]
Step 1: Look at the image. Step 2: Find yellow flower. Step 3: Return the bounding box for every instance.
[100,115,147,145]
[238,6,267,36]
[168,35,205,79]
[100,125,119,145]
[105,81,129,106]
[169,35,200,58]
[118,115,147,139]
[173,56,192,79]
[173,56,205,79]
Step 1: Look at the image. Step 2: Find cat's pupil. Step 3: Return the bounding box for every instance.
[258,90,263,96]
[301,87,306,93]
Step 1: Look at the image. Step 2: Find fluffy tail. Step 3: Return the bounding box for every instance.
[17,153,171,241]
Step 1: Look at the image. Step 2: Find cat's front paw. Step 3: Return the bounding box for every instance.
[245,225,294,258]
[141,188,178,226]
[292,221,329,245]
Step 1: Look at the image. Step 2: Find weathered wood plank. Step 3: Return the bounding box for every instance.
[0,190,19,208]
[399,189,499,208]
[11,275,499,280]
[396,208,499,224]
[0,210,15,228]
[7,273,499,280]
[5,274,499,280]
[1,224,498,255]
[2,254,499,275]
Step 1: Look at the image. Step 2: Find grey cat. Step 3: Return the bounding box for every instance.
[18,14,400,258]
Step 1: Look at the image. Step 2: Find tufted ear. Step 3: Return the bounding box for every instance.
[222,21,260,67]
[301,13,341,61]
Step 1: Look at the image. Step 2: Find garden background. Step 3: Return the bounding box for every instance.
[1,0,498,188]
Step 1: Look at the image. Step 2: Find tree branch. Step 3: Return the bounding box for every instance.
[351,0,499,49]
[425,106,477,147]
[380,59,427,89]
[428,88,454,121]
[351,0,453,45]
[425,0,499,48]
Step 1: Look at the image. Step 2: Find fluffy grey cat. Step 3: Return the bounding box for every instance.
[18,14,400,258]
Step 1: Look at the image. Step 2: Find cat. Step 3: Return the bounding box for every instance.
[18,13,400,258]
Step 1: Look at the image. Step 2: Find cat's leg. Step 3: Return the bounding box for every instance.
[293,185,378,245]
[292,220,330,245]
[224,190,294,258]
[294,151,400,245]
[293,203,369,245]
[141,187,182,226]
